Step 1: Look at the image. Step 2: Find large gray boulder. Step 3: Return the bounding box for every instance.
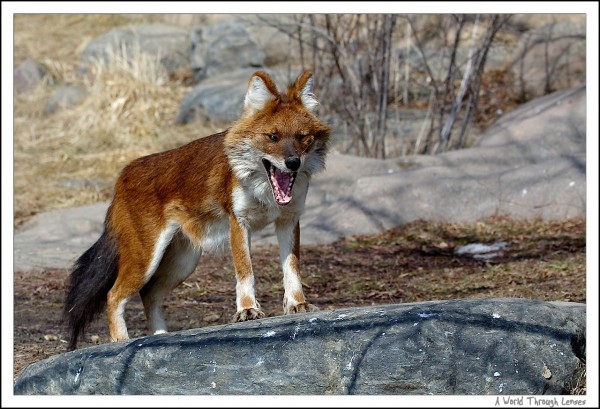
[13,202,108,272]
[79,24,190,76]
[177,68,301,125]
[190,19,265,82]
[13,58,46,94]
[176,68,255,125]
[301,85,586,244]
[14,298,585,395]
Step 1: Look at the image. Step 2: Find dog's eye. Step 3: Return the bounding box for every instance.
[297,134,313,144]
[266,133,278,142]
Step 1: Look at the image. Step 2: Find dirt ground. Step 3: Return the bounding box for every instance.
[13,217,586,390]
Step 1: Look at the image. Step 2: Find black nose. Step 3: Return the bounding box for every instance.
[285,156,301,171]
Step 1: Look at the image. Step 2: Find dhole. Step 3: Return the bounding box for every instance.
[64,71,330,350]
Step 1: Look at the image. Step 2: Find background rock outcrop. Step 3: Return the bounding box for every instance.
[13,85,586,270]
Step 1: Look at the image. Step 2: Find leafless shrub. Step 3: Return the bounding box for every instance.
[253,14,397,158]
[252,15,570,158]
[406,14,512,154]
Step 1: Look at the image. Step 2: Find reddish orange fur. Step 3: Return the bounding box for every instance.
[77,70,332,344]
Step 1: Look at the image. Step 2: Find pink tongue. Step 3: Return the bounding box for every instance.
[274,168,292,192]
[271,167,293,205]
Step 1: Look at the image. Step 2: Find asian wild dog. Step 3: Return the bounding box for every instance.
[63,70,330,350]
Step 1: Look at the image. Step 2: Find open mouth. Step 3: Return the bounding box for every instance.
[262,159,297,206]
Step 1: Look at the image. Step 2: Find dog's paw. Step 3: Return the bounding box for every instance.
[284,302,319,315]
[232,308,265,322]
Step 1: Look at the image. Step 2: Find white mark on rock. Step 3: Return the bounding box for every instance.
[308,317,318,323]
[418,312,437,318]
[492,313,501,319]
[292,326,300,340]
[211,382,217,388]
[336,314,348,320]
[256,358,264,366]
[346,353,356,370]
[262,330,277,338]
[522,188,527,197]
[73,366,83,384]
[569,181,576,187]
[156,367,168,374]
[494,371,501,377]
[413,322,418,326]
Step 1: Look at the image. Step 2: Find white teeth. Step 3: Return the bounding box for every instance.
[268,164,295,204]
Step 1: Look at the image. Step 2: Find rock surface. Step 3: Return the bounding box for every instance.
[13,58,46,94]
[79,24,190,76]
[13,298,585,395]
[300,84,586,244]
[190,19,265,82]
[177,68,301,125]
[43,84,88,115]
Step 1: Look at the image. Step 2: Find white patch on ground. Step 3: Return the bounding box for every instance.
[262,330,277,338]
[417,312,437,318]
[456,242,508,255]
[492,313,501,319]
[456,241,508,260]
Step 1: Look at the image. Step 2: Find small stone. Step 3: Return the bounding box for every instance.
[43,335,58,342]
[203,313,221,323]
[542,364,552,379]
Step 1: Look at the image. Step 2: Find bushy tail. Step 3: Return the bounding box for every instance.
[63,229,119,350]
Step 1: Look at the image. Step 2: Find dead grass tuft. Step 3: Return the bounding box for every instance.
[13,16,219,227]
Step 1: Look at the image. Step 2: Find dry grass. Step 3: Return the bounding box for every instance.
[13,14,219,227]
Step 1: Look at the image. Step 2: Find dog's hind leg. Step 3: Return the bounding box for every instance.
[107,221,179,342]
[140,232,201,335]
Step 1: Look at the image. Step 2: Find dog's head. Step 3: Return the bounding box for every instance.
[226,71,330,206]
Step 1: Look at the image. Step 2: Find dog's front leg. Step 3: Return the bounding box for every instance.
[276,219,319,314]
[230,215,265,322]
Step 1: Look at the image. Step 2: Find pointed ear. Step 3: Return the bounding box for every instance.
[292,71,319,112]
[243,71,279,117]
